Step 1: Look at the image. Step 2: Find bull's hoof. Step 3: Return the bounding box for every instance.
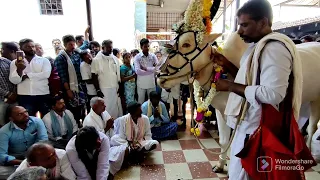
[212,165,224,173]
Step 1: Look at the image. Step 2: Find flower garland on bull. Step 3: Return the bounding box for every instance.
[181,0,224,136]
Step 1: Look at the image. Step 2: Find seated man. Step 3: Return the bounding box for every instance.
[66,126,111,180]
[43,95,78,149]
[142,91,178,140]
[83,97,128,177]
[111,102,159,154]
[0,106,48,166]
[16,142,76,180]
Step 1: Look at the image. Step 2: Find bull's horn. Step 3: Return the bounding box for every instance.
[210,0,221,20]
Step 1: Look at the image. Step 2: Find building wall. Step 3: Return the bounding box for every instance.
[0,0,135,57]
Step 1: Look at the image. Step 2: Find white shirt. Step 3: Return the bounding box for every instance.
[66,132,110,180]
[226,41,293,135]
[43,110,78,141]
[91,52,120,89]
[83,110,112,136]
[80,62,97,95]
[9,56,51,95]
[134,52,158,89]
[16,149,76,180]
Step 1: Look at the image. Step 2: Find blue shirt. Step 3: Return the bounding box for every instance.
[0,117,48,165]
[141,101,170,127]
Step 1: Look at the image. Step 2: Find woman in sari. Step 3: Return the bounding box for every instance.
[120,53,137,112]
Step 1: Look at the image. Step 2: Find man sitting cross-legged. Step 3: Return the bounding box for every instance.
[111,101,159,162]
[0,106,48,166]
[83,97,129,176]
[43,95,78,149]
[16,142,76,180]
[142,91,178,140]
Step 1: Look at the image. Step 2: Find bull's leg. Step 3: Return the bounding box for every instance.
[307,99,320,149]
[212,109,231,173]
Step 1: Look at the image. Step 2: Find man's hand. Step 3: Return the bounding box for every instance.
[97,90,104,98]
[22,75,28,81]
[154,108,161,118]
[140,65,147,71]
[6,93,17,104]
[105,117,114,132]
[216,79,247,97]
[66,90,74,100]
[215,79,232,92]
[211,51,229,66]
[85,26,90,40]
[16,60,26,71]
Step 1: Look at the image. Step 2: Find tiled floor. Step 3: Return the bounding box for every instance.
[114,108,320,180]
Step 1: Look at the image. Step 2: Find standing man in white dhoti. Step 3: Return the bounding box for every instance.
[83,97,128,176]
[215,0,315,179]
[92,40,123,119]
[111,102,159,154]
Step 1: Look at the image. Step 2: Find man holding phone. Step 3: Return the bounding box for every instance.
[9,39,51,117]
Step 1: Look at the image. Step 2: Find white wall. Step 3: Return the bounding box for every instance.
[0,0,135,57]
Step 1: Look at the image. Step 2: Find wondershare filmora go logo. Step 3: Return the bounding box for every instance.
[257,156,273,172]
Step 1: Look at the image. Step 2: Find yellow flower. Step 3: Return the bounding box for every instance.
[204,110,212,117]
[217,46,223,54]
[211,83,216,88]
[191,128,195,133]
[197,107,203,112]
[215,67,221,72]
[195,128,201,136]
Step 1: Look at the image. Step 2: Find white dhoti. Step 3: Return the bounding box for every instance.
[101,87,123,118]
[109,144,127,175]
[110,134,158,151]
[229,128,250,180]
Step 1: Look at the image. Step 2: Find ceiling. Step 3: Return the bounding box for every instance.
[147,0,235,22]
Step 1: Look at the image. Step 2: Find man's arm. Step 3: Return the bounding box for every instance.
[66,148,90,180]
[9,60,23,84]
[58,150,77,180]
[134,56,150,76]
[143,116,153,140]
[80,64,94,84]
[96,134,110,180]
[54,55,69,89]
[42,113,61,141]
[90,59,103,96]
[217,42,292,107]
[66,110,78,133]
[141,103,155,124]
[35,118,49,142]
[159,102,170,123]
[26,58,52,81]
[145,54,158,72]
[0,131,19,165]
[79,27,90,51]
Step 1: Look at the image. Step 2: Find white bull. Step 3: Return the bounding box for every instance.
[157,32,320,173]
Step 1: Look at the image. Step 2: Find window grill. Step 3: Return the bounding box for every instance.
[39,0,63,15]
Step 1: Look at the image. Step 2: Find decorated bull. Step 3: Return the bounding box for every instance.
[157,0,320,174]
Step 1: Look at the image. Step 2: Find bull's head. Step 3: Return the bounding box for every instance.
[157,0,222,89]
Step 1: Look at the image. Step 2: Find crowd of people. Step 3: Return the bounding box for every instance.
[0,27,193,179]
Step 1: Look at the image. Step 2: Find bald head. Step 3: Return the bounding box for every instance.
[27,142,57,169]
